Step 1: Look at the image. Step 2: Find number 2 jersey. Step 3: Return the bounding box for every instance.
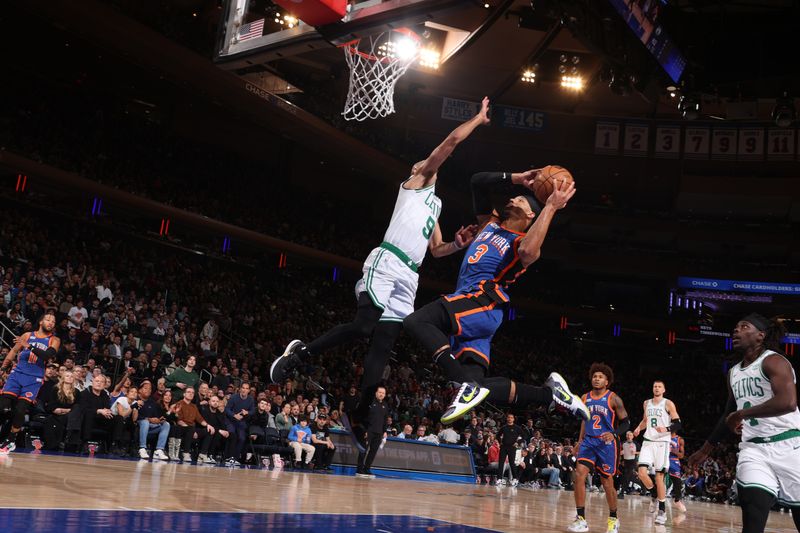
[453,222,527,303]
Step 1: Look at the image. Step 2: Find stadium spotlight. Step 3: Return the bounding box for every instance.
[678,94,700,120]
[419,48,441,69]
[772,91,796,127]
[561,75,583,91]
[521,68,536,83]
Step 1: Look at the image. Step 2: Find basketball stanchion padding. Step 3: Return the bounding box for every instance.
[271,0,347,27]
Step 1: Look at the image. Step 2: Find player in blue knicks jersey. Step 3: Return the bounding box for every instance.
[568,363,629,533]
[668,430,688,513]
[404,169,589,425]
[0,310,61,453]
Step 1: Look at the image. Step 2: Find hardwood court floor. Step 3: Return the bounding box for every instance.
[0,453,796,532]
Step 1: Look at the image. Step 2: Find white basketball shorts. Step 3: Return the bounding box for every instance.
[354,246,419,322]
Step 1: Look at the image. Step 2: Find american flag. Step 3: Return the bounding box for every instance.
[238,18,264,41]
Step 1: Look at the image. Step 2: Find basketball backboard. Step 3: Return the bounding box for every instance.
[215,0,492,71]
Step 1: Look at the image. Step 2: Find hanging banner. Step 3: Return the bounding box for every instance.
[493,104,546,132]
[654,126,680,159]
[711,128,738,160]
[441,97,480,123]
[595,122,620,155]
[623,124,649,157]
[737,128,764,161]
[683,127,710,159]
[766,128,795,160]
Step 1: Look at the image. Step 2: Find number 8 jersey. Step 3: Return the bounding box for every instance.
[454,222,527,302]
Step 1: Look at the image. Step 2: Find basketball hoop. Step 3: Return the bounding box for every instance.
[339,28,420,121]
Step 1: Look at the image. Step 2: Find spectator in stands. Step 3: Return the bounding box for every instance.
[472,433,491,483]
[198,394,229,464]
[288,415,315,469]
[686,468,705,498]
[78,372,113,451]
[110,385,138,455]
[223,381,255,466]
[538,446,561,489]
[275,402,293,431]
[42,369,79,450]
[438,424,459,445]
[328,409,344,429]
[135,380,170,461]
[165,354,199,401]
[35,363,60,408]
[396,424,414,439]
[172,386,214,463]
[68,299,87,328]
[552,445,571,489]
[310,413,335,471]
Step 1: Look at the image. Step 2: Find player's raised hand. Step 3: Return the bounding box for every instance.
[546,177,576,209]
[514,168,541,190]
[454,224,479,249]
[478,96,490,125]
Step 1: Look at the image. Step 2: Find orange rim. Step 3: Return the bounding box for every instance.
[339,27,421,64]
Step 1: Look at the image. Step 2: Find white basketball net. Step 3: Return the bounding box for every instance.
[341,31,419,121]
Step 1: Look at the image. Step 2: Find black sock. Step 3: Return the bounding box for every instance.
[658,499,665,512]
[435,351,469,383]
[514,383,552,407]
[577,507,585,519]
[609,510,617,518]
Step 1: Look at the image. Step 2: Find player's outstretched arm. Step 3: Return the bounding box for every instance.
[428,222,479,258]
[517,178,575,267]
[406,97,490,190]
[726,354,798,429]
[470,168,541,227]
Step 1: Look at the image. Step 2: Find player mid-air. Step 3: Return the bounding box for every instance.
[0,310,61,453]
[568,363,629,533]
[689,314,800,533]
[270,98,490,417]
[633,380,682,526]
[403,168,589,424]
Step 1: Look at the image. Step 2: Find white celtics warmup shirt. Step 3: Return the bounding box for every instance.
[382,180,442,267]
[730,349,800,442]
[644,398,672,443]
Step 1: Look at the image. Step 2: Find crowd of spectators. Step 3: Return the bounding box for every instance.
[0,201,752,510]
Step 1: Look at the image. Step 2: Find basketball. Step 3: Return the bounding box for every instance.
[532,165,574,204]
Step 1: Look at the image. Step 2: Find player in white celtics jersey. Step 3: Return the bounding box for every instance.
[632,380,681,525]
[270,98,491,417]
[689,314,800,533]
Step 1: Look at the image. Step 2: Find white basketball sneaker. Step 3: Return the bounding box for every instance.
[607,517,620,533]
[655,510,667,524]
[441,382,490,424]
[545,372,590,422]
[567,516,589,532]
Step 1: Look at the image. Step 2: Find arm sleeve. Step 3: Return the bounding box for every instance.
[471,172,510,216]
[615,417,630,437]
[32,347,58,359]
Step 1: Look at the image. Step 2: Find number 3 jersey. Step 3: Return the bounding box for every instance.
[381,180,441,268]
[730,349,800,442]
[454,222,527,303]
